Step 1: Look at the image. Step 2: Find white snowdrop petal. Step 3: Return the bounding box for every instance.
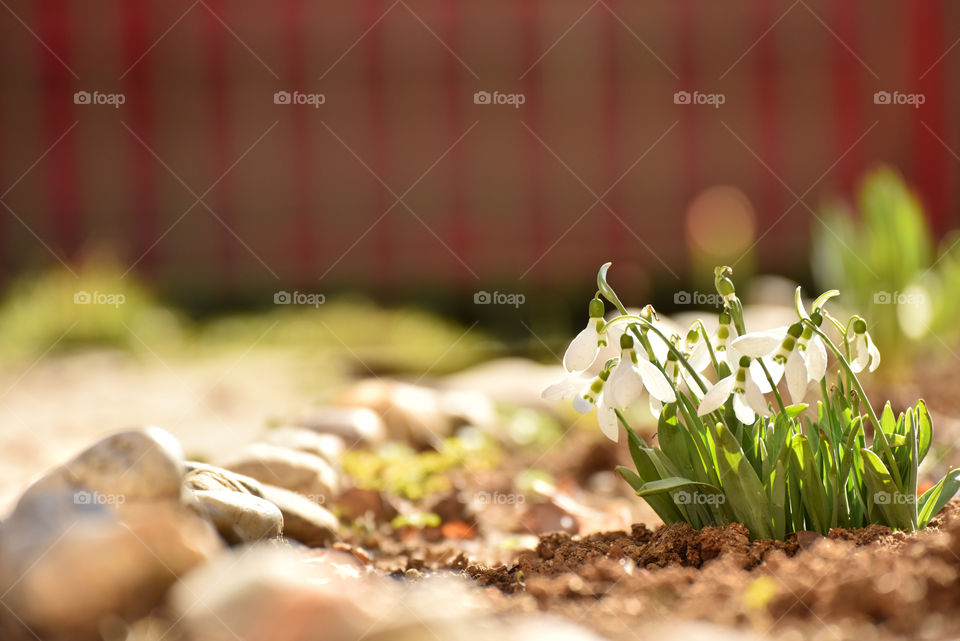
[608,360,644,408]
[635,358,676,403]
[806,336,828,382]
[563,323,600,373]
[850,335,869,373]
[750,360,774,393]
[785,350,807,404]
[687,340,712,373]
[745,380,771,417]
[572,393,594,414]
[649,396,663,419]
[542,376,582,401]
[733,393,757,425]
[597,397,620,442]
[867,335,881,372]
[697,376,736,416]
[732,331,783,357]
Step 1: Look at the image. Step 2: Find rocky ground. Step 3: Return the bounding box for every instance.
[2,349,960,641]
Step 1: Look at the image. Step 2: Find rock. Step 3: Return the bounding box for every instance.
[20,426,185,505]
[295,405,386,446]
[169,546,369,641]
[334,379,452,447]
[264,427,345,463]
[0,489,221,640]
[259,483,340,546]
[192,490,283,543]
[519,502,580,535]
[439,357,564,411]
[331,487,398,523]
[184,461,265,495]
[223,443,340,502]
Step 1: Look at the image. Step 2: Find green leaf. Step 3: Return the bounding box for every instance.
[860,448,914,531]
[783,404,809,419]
[790,436,831,534]
[918,469,960,528]
[634,476,723,498]
[915,400,933,462]
[711,422,773,539]
[617,466,684,525]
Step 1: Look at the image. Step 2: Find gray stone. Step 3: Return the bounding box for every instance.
[191,489,283,543]
[184,461,265,496]
[0,489,220,640]
[260,483,340,546]
[296,405,386,446]
[264,427,345,464]
[20,426,185,506]
[223,443,340,502]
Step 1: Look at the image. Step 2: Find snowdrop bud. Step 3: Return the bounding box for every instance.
[715,266,736,299]
[810,312,824,327]
[853,318,867,334]
[787,323,803,338]
[620,333,634,349]
[738,355,751,368]
[588,298,605,318]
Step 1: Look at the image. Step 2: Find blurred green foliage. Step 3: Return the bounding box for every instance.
[341,434,500,500]
[813,167,960,369]
[0,256,494,375]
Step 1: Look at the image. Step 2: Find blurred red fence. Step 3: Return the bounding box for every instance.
[1,0,958,295]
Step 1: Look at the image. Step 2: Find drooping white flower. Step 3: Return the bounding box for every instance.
[782,324,828,403]
[697,356,770,424]
[542,368,620,441]
[848,318,880,373]
[606,333,676,409]
[712,310,740,366]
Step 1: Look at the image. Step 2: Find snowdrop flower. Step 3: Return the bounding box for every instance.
[606,333,676,410]
[782,323,828,403]
[542,367,620,441]
[562,298,608,372]
[848,317,881,373]
[712,310,739,366]
[697,356,771,424]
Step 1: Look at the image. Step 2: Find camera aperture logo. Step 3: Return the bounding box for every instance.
[74,490,125,506]
[673,90,725,108]
[474,290,525,308]
[74,90,125,108]
[873,491,915,505]
[74,290,125,308]
[473,90,525,109]
[274,290,325,308]
[873,290,926,306]
[672,490,725,506]
[474,491,525,506]
[674,290,722,308]
[873,91,924,108]
[274,90,326,108]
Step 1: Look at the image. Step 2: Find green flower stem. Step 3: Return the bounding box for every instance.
[695,321,721,374]
[802,319,903,489]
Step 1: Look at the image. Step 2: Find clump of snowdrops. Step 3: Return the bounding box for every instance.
[544,263,960,539]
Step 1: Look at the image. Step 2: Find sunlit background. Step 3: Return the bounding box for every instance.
[2,0,960,508]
